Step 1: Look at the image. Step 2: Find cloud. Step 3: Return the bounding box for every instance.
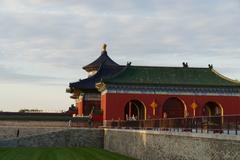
[0,0,239,79]
[0,64,70,85]
[0,0,240,111]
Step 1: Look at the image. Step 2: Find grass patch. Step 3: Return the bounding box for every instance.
[0,147,136,160]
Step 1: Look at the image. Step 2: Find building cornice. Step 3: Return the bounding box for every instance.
[102,84,240,96]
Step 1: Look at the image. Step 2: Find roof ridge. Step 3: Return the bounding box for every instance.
[129,65,209,69]
[211,69,240,85]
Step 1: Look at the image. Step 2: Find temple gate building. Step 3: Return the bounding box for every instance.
[67,44,240,121]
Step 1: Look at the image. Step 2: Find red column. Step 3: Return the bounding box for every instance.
[129,102,132,116]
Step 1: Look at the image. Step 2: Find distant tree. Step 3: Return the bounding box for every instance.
[19,109,29,113]
[29,109,43,112]
[18,109,43,113]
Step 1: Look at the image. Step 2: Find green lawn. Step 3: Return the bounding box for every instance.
[0,148,136,160]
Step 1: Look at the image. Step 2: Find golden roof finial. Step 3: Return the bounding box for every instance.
[102,43,107,51]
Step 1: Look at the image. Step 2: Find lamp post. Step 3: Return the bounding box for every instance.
[151,100,158,117]
[191,101,198,117]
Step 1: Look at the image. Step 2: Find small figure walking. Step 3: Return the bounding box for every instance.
[16,129,20,137]
[125,114,129,121]
[163,112,168,131]
[68,120,72,127]
[132,114,136,121]
[88,113,93,128]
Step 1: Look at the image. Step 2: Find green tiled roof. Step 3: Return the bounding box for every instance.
[102,65,240,87]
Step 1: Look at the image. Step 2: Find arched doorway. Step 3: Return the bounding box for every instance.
[124,100,146,120]
[203,102,223,117]
[162,97,186,118]
[203,101,223,128]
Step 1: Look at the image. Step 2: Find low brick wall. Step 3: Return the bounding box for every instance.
[0,127,66,140]
[104,129,240,160]
[0,121,70,140]
[0,121,69,127]
[0,128,104,147]
[1,126,239,160]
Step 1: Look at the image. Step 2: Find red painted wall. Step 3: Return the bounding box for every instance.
[101,93,240,120]
[101,94,107,120]
[76,100,83,116]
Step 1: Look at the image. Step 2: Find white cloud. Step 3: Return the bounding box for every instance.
[0,0,240,111]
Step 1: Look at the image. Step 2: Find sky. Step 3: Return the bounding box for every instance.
[0,0,240,112]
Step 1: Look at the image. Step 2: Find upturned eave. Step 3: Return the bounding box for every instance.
[96,82,106,92]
